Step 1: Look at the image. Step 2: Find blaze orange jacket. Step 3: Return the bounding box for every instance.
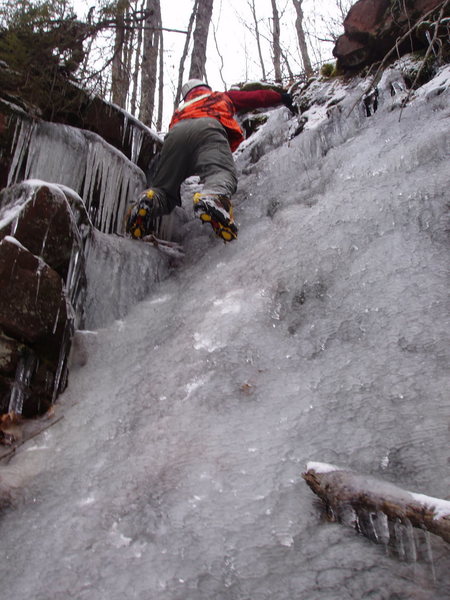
[169,87,283,152]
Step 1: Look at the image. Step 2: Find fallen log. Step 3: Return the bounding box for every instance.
[303,462,450,544]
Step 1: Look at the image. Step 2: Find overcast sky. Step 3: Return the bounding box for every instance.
[160,0,344,91]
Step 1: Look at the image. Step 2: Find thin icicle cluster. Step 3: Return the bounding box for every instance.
[7,119,146,234]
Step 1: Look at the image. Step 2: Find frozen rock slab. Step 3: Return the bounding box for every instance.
[0,237,69,350]
[304,462,450,544]
[0,181,90,417]
[0,181,85,282]
[0,181,87,320]
[0,237,73,416]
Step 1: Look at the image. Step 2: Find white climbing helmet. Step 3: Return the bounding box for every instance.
[181,79,211,99]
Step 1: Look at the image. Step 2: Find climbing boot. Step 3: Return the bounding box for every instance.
[125,189,162,239]
[193,193,238,242]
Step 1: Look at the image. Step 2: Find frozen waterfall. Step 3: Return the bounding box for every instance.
[0,63,449,599]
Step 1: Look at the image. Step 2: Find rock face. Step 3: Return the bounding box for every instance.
[333,0,448,70]
[0,58,168,420]
[0,183,88,417]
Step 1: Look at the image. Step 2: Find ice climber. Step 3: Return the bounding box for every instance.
[126,79,298,242]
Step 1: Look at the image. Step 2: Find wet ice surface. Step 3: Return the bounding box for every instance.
[1,65,450,598]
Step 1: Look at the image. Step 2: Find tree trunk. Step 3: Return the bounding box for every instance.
[122,3,135,106]
[130,0,146,116]
[249,0,266,81]
[156,27,164,131]
[303,463,450,544]
[270,0,282,83]
[174,0,198,107]
[111,0,131,108]
[139,0,161,127]
[281,48,294,84]
[292,0,313,78]
[189,0,214,80]
[212,19,226,90]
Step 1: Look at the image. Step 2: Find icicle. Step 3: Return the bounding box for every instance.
[65,243,80,302]
[52,297,74,403]
[424,530,437,582]
[34,260,45,304]
[52,303,61,335]
[404,518,417,562]
[64,237,86,324]
[394,519,406,560]
[40,223,51,255]
[371,511,390,546]
[8,352,37,415]
[121,113,129,147]
[23,123,86,191]
[81,134,144,234]
[131,125,145,164]
[7,118,36,186]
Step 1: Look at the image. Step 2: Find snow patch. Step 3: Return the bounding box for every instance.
[410,492,450,521]
[306,461,341,474]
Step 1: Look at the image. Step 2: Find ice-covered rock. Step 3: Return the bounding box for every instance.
[0,61,162,174]
[0,236,73,415]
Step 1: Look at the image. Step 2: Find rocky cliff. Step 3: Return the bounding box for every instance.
[0,67,164,417]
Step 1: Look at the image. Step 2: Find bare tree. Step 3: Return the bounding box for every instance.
[248,0,266,80]
[139,0,161,127]
[189,0,214,80]
[156,26,164,130]
[292,0,313,77]
[336,0,352,21]
[212,19,226,90]
[320,0,353,42]
[281,48,294,84]
[270,0,282,83]
[174,0,199,106]
[116,1,138,108]
[130,0,146,116]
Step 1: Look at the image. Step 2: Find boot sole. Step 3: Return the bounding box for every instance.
[194,197,238,242]
[127,206,151,239]
[199,213,237,241]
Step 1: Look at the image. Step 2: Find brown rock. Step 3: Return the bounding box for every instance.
[0,237,70,364]
[0,350,56,417]
[333,0,448,70]
[343,0,390,38]
[0,237,73,416]
[0,182,88,321]
[0,334,24,377]
[332,36,369,69]
[0,183,83,281]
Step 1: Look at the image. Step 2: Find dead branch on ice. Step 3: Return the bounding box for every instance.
[303,462,450,544]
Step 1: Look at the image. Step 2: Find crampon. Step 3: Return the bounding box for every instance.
[193,193,238,242]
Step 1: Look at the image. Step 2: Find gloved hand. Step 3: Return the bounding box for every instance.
[280,92,299,115]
